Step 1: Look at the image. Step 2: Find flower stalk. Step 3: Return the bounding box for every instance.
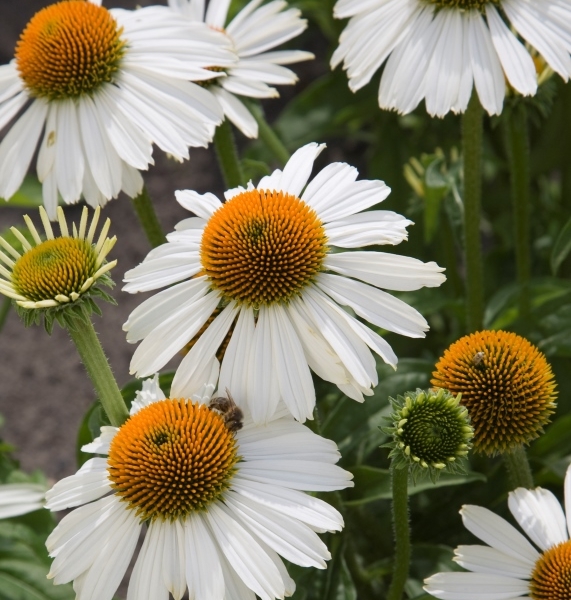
[0,297,10,334]
[245,100,291,166]
[131,187,166,249]
[67,317,129,427]
[214,119,245,189]
[462,92,485,332]
[387,464,411,600]
[503,104,531,321]
[503,445,534,490]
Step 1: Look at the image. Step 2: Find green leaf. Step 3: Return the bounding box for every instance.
[345,466,486,506]
[0,560,73,600]
[551,216,571,274]
[0,177,43,208]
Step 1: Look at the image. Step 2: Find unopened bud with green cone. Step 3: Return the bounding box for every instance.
[0,206,117,333]
[384,388,474,483]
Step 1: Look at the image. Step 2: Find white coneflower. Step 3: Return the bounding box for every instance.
[425,463,571,599]
[123,142,445,423]
[167,0,314,137]
[331,0,571,117]
[45,376,352,600]
[0,206,115,313]
[0,0,236,218]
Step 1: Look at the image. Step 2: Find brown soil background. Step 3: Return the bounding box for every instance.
[0,0,324,483]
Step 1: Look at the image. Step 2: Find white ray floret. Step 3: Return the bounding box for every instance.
[0,0,236,218]
[167,0,314,137]
[0,483,46,519]
[425,462,571,599]
[45,376,352,600]
[123,142,446,423]
[331,0,571,117]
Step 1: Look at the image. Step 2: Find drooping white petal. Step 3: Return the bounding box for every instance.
[212,87,258,139]
[175,189,223,219]
[184,513,224,600]
[162,520,186,600]
[205,502,285,600]
[0,483,45,519]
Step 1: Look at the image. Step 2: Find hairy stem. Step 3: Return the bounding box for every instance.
[462,92,485,332]
[503,105,531,321]
[214,120,245,189]
[387,464,411,600]
[131,187,166,249]
[503,445,534,490]
[67,317,129,427]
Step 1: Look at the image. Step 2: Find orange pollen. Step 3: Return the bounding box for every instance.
[107,399,238,521]
[12,237,97,301]
[431,330,557,456]
[530,540,571,599]
[15,0,125,100]
[200,189,328,307]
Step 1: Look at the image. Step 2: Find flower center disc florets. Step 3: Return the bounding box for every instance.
[399,395,468,466]
[108,399,238,521]
[12,237,97,301]
[15,0,125,100]
[530,540,571,599]
[200,189,328,306]
[424,0,496,9]
[432,330,557,455]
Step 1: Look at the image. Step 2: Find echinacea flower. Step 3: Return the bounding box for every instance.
[0,483,46,519]
[331,0,571,117]
[0,0,236,218]
[167,0,313,138]
[45,376,352,600]
[123,142,446,423]
[0,206,116,329]
[432,330,557,455]
[425,462,571,599]
[384,388,473,481]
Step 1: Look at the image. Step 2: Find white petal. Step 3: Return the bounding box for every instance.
[268,304,316,422]
[129,290,220,377]
[485,5,537,97]
[0,100,47,201]
[45,458,111,510]
[205,502,285,600]
[325,210,412,247]
[424,572,530,600]
[0,483,45,519]
[127,521,169,600]
[81,426,118,454]
[454,545,533,578]
[212,87,258,139]
[162,520,186,600]
[508,486,568,551]
[324,251,446,291]
[460,505,539,564]
[184,513,224,600]
[175,189,223,218]
[130,374,167,415]
[317,273,429,338]
[124,277,210,343]
[170,301,239,397]
[225,492,330,568]
[467,10,505,116]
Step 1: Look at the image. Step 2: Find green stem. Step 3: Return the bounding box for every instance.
[503,445,534,489]
[387,465,411,600]
[67,317,129,427]
[503,105,531,321]
[0,297,10,334]
[245,101,291,166]
[214,120,245,189]
[131,187,166,249]
[462,92,485,332]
